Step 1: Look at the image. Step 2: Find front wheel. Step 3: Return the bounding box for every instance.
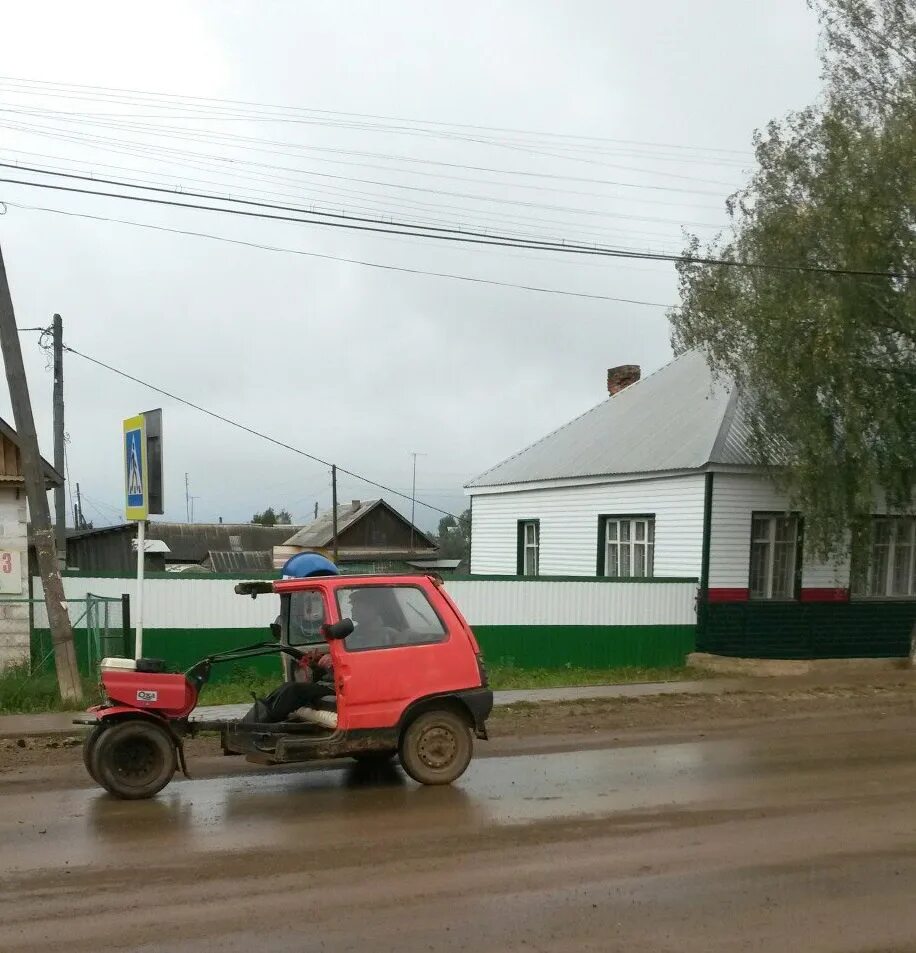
[82,725,105,785]
[398,710,473,785]
[92,720,177,800]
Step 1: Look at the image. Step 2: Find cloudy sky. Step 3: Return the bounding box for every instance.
[0,1,822,530]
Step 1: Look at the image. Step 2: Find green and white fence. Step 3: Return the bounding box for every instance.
[31,572,698,677]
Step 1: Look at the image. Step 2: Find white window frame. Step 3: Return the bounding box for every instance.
[519,520,539,576]
[857,517,916,598]
[601,516,655,578]
[749,513,799,600]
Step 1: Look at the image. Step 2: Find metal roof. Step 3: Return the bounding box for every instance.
[204,550,274,573]
[149,522,304,561]
[467,350,763,488]
[283,499,436,550]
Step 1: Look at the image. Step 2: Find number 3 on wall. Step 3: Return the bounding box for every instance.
[1,553,12,573]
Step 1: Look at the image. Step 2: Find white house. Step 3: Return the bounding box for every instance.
[466,351,915,659]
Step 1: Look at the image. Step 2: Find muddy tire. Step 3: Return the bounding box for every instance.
[398,710,473,785]
[82,725,105,785]
[93,720,177,800]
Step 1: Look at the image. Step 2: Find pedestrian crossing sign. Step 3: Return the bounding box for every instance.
[123,414,148,520]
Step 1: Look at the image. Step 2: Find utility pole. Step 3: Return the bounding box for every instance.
[185,472,190,523]
[75,481,85,529]
[52,313,65,561]
[314,501,319,520]
[409,451,426,552]
[0,244,80,701]
[331,464,339,564]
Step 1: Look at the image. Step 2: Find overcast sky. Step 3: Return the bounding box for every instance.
[0,1,822,530]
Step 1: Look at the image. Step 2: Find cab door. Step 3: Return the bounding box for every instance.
[328,581,464,731]
[280,587,331,681]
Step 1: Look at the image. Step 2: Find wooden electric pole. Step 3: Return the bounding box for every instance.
[52,313,66,560]
[0,245,80,701]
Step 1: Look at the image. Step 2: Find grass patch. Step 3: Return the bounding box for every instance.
[0,664,101,714]
[0,662,708,715]
[487,664,707,690]
[196,667,278,706]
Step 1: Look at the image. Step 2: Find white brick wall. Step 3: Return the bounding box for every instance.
[469,473,706,577]
[0,484,29,669]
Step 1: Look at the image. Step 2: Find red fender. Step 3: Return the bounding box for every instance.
[86,706,190,778]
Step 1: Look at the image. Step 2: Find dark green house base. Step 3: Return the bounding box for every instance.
[698,601,916,660]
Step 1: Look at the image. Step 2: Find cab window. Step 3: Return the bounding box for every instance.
[284,590,328,646]
[335,585,447,651]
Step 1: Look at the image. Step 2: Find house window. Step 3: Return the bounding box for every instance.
[517,520,539,576]
[749,513,800,599]
[855,517,916,597]
[598,516,655,577]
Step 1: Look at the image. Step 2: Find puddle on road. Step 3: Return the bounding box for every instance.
[1,739,756,875]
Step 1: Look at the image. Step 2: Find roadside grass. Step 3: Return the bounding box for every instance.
[488,663,707,690]
[0,661,708,714]
[0,664,102,714]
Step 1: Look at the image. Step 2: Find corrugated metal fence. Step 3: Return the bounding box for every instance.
[32,573,698,672]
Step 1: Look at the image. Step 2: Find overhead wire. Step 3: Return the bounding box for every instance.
[59,343,461,519]
[0,76,753,160]
[0,103,740,198]
[0,147,717,249]
[1,172,911,279]
[2,200,675,307]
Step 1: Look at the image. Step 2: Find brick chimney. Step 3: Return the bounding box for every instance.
[607,364,640,396]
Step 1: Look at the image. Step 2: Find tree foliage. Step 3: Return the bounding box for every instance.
[434,508,471,561]
[251,507,292,526]
[669,0,915,556]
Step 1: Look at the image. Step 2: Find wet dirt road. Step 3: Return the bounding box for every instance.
[3,713,916,953]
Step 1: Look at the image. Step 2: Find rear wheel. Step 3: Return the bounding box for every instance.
[93,720,177,800]
[82,725,105,785]
[398,710,473,785]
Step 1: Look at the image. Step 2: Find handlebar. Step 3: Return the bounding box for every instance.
[183,641,308,686]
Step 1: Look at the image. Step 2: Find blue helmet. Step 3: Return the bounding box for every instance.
[281,552,340,579]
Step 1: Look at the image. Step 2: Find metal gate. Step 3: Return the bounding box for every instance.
[27,593,129,675]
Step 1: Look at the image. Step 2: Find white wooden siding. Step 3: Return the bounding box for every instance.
[469,474,706,577]
[709,473,849,589]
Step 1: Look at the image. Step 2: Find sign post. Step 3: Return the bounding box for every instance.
[124,410,163,660]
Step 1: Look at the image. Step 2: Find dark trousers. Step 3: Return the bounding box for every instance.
[242,682,334,724]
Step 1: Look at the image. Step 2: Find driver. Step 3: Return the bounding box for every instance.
[241,649,334,724]
[349,589,400,648]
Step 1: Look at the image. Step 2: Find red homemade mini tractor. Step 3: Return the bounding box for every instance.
[76,571,492,799]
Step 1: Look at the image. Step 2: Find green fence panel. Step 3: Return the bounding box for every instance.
[473,624,696,669]
[699,600,916,659]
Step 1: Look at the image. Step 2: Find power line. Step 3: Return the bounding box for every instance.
[0,152,728,232]
[0,76,753,159]
[2,172,912,280]
[4,200,674,307]
[59,343,460,520]
[0,148,699,251]
[0,107,738,198]
[0,162,704,252]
